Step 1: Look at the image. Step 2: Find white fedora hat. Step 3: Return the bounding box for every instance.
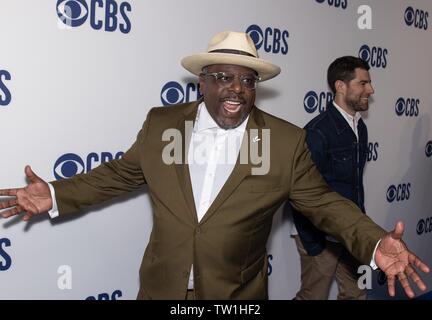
[181,31,281,81]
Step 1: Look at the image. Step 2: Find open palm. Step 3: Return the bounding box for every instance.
[375,221,430,298]
[0,165,52,221]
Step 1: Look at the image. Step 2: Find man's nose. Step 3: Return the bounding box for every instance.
[229,76,244,93]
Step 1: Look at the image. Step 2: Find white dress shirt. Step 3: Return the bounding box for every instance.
[188,102,248,222]
[332,101,362,140]
[186,102,248,288]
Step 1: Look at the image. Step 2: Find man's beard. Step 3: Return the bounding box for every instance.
[347,97,369,112]
[217,111,250,130]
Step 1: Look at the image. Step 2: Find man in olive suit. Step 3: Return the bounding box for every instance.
[0,31,429,299]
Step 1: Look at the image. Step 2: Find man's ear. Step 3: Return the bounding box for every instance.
[335,79,346,95]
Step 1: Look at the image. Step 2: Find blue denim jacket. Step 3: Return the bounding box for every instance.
[289,103,368,256]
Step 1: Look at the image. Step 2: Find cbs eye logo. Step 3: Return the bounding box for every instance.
[386,183,411,203]
[57,0,89,27]
[425,141,432,158]
[54,153,85,180]
[160,81,201,106]
[417,219,425,235]
[53,152,124,180]
[395,98,419,117]
[303,90,332,114]
[404,6,428,30]
[417,218,432,235]
[56,0,132,33]
[405,7,415,26]
[246,24,289,55]
[358,44,388,69]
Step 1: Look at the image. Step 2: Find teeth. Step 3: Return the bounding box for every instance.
[223,101,242,113]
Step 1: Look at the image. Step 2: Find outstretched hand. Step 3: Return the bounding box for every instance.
[0,165,52,221]
[375,221,430,298]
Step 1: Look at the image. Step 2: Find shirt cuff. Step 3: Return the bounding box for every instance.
[47,183,59,219]
[369,239,381,270]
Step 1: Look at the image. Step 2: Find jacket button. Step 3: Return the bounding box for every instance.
[196,227,202,234]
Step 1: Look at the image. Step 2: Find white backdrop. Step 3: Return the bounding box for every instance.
[1,0,431,300]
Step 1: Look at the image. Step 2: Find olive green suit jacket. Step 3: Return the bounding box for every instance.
[51,101,386,299]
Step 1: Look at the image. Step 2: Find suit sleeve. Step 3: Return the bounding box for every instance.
[50,109,152,216]
[288,130,386,264]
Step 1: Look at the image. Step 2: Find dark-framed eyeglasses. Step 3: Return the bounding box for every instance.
[200,72,261,90]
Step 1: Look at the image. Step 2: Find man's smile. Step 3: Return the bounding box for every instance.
[222,100,243,114]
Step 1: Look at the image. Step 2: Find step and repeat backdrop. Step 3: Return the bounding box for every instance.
[1,0,431,299]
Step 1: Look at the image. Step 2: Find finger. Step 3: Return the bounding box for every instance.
[25,165,42,184]
[405,265,427,292]
[0,199,18,209]
[397,272,415,298]
[409,252,431,273]
[1,205,24,218]
[387,275,396,297]
[391,221,404,240]
[22,212,34,221]
[0,188,19,197]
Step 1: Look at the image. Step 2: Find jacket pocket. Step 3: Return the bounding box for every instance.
[330,150,353,180]
[249,185,281,193]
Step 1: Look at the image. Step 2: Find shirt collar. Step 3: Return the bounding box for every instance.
[333,101,362,124]
[194,102,249,133]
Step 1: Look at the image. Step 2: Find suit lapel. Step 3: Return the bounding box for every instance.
[199,106,265,225]
[174,102,199,223]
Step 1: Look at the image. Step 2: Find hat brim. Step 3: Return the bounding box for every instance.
[181,53,281,81]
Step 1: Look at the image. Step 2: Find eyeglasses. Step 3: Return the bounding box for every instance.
[201,72,261,90]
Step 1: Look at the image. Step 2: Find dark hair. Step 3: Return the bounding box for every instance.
[327,56,370,94]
